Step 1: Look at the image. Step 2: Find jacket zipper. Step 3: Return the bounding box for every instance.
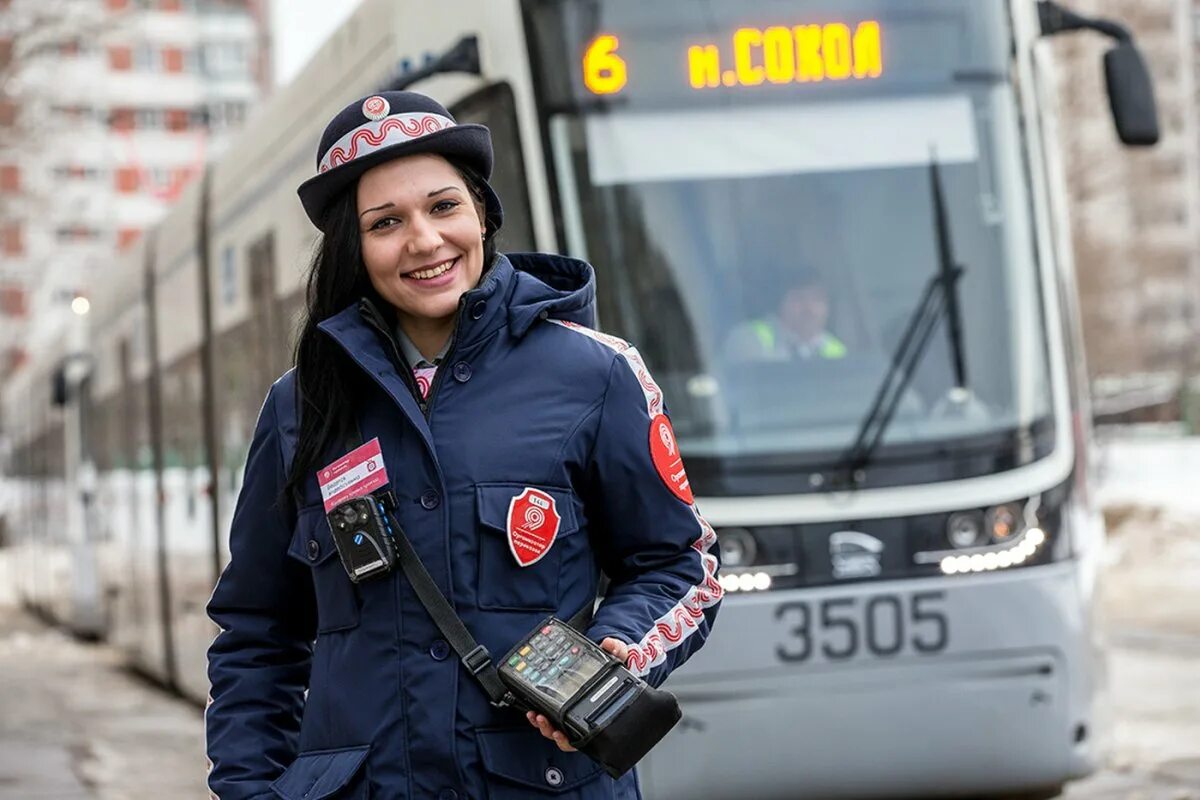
[359,301,428,414]
[360,297,472,420]
[418,297,472,420]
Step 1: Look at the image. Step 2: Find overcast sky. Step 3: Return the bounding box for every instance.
[271,0,363,87]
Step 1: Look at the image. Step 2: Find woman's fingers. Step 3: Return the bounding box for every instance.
[599,637,630,664]
[526,711,577,752]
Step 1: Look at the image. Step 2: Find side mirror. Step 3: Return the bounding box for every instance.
[1104,42,1160,146]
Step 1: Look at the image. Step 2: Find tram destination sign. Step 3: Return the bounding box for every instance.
[583,21,884,97]
[524,0,1008,111]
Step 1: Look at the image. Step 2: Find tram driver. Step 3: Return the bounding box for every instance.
[723,267,847,363]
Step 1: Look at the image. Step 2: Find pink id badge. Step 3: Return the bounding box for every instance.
[317,438,390,513]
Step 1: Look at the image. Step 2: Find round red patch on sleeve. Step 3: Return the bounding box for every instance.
[649,414,693,504]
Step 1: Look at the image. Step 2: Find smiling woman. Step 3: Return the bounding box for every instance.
[204,89,722,800]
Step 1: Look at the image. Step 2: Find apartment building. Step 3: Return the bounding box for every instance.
[0,0,268,375]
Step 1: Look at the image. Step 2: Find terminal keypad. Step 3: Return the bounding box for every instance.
[507,625,583,685]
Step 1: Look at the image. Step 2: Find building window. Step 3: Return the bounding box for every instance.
[134,43,156,71]
[221,245,236,306]
[118,228,141,250]
[108,45,133,71]
[0,165,19,192]
[135,108,163,129]
[55,164,99,180]
[162,46,184,72]
[165,108,189,131]
[54,104,93,121]
[110,107,136,131]
[56,226,100,243]
[0,286,28,318]
[201,41,248,77]
[2,224,23,256]
[207,100,246,129]
[115,166,140,193]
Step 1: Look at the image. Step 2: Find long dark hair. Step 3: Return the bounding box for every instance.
[284,157,498,504]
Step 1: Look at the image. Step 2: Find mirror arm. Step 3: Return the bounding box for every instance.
[1038,1,1132,43]
[385,36,481,92]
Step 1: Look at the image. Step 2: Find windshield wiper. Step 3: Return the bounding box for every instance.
[838,154,970,486]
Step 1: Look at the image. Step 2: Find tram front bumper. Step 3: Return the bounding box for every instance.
[639,561,1101,799]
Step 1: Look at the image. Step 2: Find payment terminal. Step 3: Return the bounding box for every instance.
[498,617,681,778]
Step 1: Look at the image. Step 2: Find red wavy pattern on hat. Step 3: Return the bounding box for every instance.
[319,114,453,173]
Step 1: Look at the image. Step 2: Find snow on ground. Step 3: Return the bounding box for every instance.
[1095,425,1200,517]
[1094,427,1200,637]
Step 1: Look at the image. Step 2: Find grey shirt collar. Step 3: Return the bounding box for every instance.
[395,324,452,369]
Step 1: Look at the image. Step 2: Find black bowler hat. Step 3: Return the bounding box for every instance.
[297,90,503,234]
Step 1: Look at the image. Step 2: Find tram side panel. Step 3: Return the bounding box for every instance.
[121,297,171,681]
[154,205,222,702]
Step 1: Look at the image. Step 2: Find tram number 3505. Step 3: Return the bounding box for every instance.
[774,591,949,663]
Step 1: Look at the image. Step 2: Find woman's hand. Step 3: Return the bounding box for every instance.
[526,637,630,752]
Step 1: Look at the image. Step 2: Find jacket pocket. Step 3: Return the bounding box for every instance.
[475,483,580,612]
[270,745,370,800]
[477,727,605,798]
[286,506,361,633]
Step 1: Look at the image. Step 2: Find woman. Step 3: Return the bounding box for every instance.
[205,91,722,800]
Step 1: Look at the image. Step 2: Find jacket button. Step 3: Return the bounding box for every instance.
[471,300,486,319]
[420,490,440,510]
[306,539,320,561]
[545,767,564,787]
[452,362,472,383]
[438,790,459,800]
[429,639,450,661]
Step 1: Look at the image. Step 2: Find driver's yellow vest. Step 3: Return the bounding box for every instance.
[750,321,847,359]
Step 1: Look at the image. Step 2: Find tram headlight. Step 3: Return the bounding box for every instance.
[985,504,1021,542]
[718,528,758,567]
[946,511,986,549]
[719,570,773,593]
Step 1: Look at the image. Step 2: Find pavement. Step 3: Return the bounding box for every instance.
[0,602,206,799]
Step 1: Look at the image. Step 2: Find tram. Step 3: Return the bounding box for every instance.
[3,0,1158,797]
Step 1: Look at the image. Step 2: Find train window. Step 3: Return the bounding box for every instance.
[451,83,536,253]
[221,245,237,307]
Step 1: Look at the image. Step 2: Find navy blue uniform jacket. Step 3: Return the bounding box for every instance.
[205,253,723,800]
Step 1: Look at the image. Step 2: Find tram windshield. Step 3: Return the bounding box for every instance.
[524,0,1056,492]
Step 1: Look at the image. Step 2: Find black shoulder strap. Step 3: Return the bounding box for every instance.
[338,425,598,708]
[382,496,516,707]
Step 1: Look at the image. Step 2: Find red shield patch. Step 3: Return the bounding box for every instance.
[649,414,693,504]
[506,488,561,567]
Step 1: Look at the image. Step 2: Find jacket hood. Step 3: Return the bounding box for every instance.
[504,252,596,337]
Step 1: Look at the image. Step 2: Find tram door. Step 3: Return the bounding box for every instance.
[246,233,285,389]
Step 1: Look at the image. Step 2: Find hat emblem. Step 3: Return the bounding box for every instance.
[318,112,456,173]
[362,95,390,121]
